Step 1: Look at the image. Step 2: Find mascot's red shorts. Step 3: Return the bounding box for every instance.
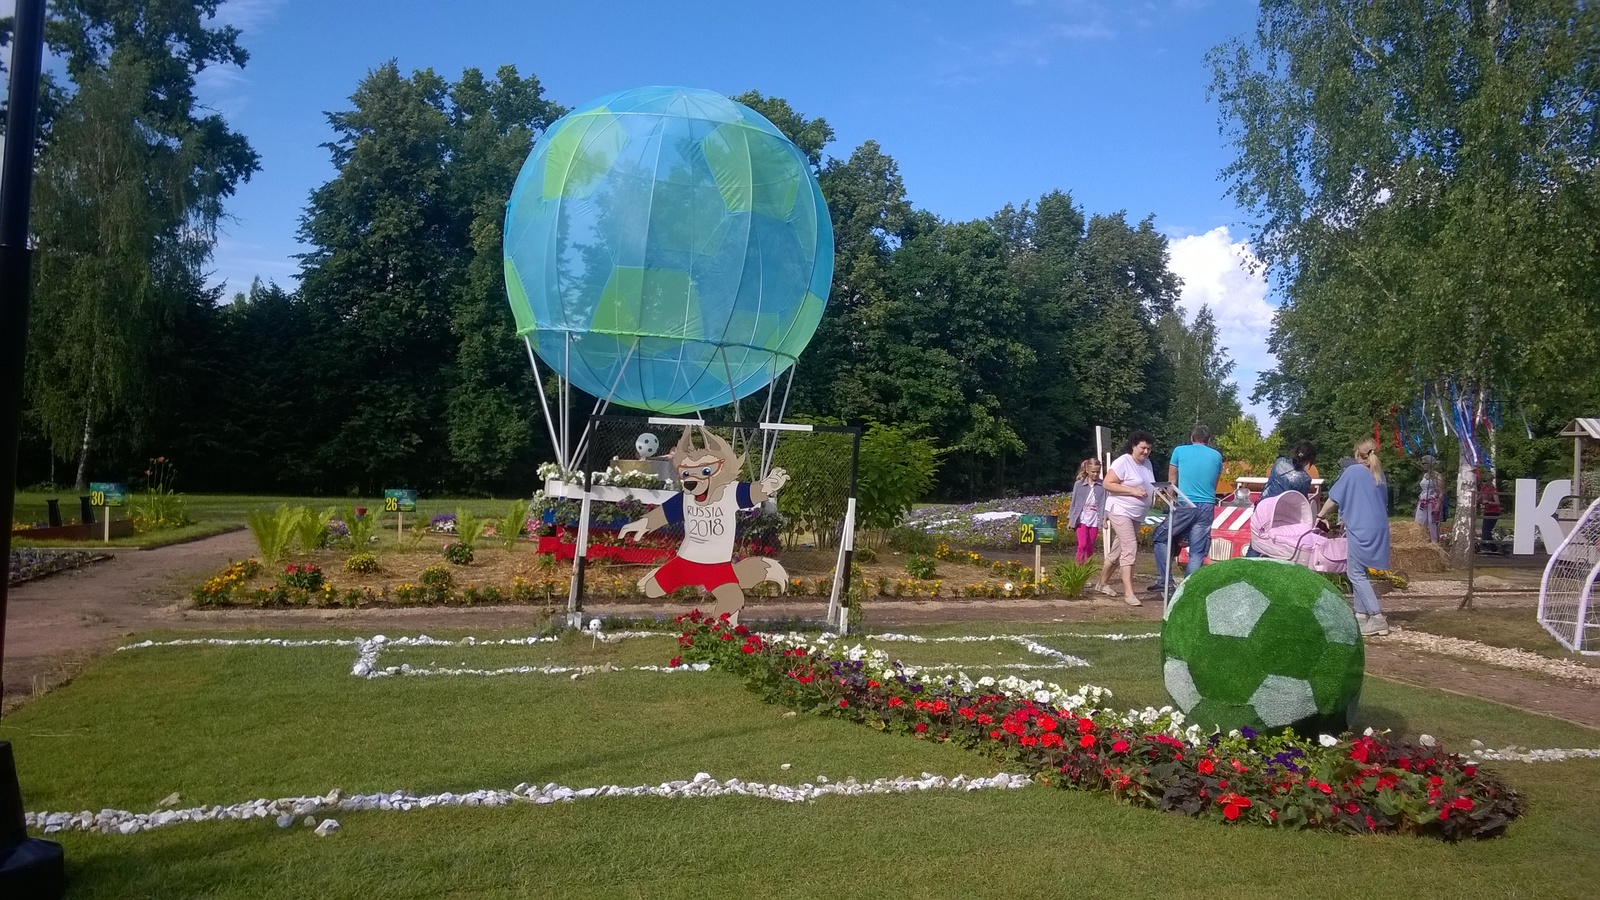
[653,556,739,593]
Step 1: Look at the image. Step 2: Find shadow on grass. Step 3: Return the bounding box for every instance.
[1351,703,1411,739]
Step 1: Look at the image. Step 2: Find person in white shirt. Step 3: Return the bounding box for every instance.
[1093,430,1156,607]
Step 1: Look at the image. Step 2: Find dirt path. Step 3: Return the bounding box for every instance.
[3,536,1596,733]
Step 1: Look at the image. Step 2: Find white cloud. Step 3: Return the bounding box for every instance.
[1165,226,1278,431]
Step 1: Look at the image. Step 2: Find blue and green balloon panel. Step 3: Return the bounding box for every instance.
[503,86,834,415]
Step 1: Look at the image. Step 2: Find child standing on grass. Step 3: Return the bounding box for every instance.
[1066,458,1106,564]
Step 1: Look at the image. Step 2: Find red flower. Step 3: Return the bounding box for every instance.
[1037,716,1058,733]
[888,696,904,707]
[991,730,1004,740]
[1077,718,1095,734]
[1040,733,1062,748]
[1218,793,1252,821]
[912,722,928,733]
[1452,797,1474,811]
[734,625,750,636]
[1366,815,1376,831]
[1079,734,1096,748]
[867,680,880,689]
[1463,765,1477,777]
[838,700,849,709]
[976,714,993,725]
[720,633,735,641]
[1021,736,1038,747]
[1345,802,1360,814]
[668,656,681,668]
[1197,758,1215,775]
[740,644,756,654]
[1439,809,1450,821]
[1111,739,1130,754]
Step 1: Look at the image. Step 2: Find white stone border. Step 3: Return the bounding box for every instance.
[1379,630,1600,687]
[27,772,1030,836]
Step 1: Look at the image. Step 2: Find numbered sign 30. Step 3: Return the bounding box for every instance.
[89,482,128,508]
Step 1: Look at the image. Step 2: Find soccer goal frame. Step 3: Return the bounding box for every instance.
[1538,495,1600,655]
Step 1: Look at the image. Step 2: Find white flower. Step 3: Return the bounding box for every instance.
[1319,734,1339,747]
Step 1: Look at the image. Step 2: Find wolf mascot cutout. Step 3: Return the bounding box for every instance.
[619,428,789,623]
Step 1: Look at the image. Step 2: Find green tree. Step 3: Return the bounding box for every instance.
[1211,0,1600,556]
[443,67,564,491]
[1157,305,1242,452]
[23,0,258,486]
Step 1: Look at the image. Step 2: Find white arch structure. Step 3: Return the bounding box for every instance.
[1539,496,1600,654]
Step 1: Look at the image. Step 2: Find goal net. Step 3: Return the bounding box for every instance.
[1539,495,1600,654]
[539,414,860,631]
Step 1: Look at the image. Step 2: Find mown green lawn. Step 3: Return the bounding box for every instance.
[2,621,1597,898]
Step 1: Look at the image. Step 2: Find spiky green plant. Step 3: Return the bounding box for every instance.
[246,505,302,564]
[294,506,337,553]
[453,508,488,551]
[343,506,376,549]
[497,499,530,552]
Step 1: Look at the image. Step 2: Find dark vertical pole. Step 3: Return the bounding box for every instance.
[0,8,67,897]
[0,0,49,709]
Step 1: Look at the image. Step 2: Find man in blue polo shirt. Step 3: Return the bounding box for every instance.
[1150,424,1223,593]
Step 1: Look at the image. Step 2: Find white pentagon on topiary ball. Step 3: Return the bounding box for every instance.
[1161,558,1364,735]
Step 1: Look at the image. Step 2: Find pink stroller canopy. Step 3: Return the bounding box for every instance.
[1252,491,1312,532]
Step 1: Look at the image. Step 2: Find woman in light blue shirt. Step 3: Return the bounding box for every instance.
[1318,437,1392,636]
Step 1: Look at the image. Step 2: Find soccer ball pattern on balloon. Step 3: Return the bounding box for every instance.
[503,86,834,414]
[1162,559,1364,736]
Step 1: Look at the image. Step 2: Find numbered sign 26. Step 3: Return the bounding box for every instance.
[383,489,418,513]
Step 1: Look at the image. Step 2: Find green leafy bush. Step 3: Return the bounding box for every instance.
[345,552,380,574]
[443,542,474,565]
[1050,559,1097,597]
[246,506,302,564]
[906,555,938,579]
[857,422,941,534]
[887,526,937,555]
[419,565,455,588]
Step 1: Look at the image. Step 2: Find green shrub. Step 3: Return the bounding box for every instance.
[443,542,474,565]
[906,554,938,579]
[857,422,941,532]
[345,552,380,574]
[853,545,877,563]
[246,506,302,564]
[1050,559,1097,598]
[887,526,937,555]
[419,565,454,588]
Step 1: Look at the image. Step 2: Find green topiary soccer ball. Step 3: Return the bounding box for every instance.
[1162,558,1364,736]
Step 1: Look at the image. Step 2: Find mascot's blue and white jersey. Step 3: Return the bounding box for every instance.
[660,483,755,564]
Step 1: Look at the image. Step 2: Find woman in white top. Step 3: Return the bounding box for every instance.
[1094,430,1157,607]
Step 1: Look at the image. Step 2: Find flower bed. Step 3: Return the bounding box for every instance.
[8,548,112,585]
[671,612,1525,840]
[904,495,1069,548]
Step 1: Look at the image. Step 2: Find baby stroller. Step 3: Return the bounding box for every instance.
[1248,491,1348,574]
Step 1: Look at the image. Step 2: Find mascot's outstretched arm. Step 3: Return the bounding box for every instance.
[619,505,669,542]
[747,467,789,504]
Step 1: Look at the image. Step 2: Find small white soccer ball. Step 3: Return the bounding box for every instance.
[588,618,601,633]
[635,433,659,458]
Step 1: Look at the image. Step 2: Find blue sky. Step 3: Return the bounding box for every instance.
[196,0,1275,424]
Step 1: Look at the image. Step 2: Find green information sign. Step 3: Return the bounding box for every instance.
[88,482,128,508]
[1019,514,1058,545]
[383,489,418,513]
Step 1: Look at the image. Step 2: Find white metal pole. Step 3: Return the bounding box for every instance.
[524,336,565,470]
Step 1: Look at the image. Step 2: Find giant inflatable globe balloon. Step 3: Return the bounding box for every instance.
[503,86,834,415]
